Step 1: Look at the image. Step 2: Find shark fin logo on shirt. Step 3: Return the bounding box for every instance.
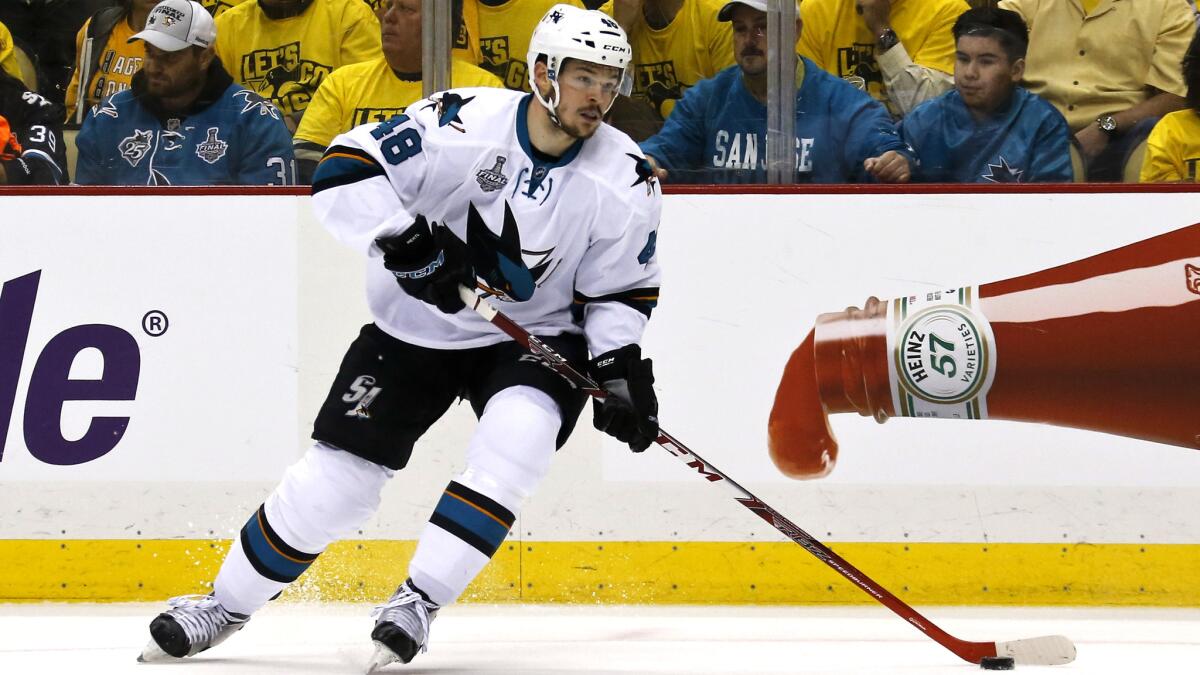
[422,92,474,132]
[627,152,658,195]
[982,156,1023,183]
[466,201,556,303]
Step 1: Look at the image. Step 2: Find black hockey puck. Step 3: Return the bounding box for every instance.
[980,656,1015,670]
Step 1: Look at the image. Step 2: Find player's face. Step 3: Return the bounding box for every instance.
[731,7,769,77]
[954,35,1023,115]
[381,0,421,55]
[141,44,208,100]
[554,60,622,139]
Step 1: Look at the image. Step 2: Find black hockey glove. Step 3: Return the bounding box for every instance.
[589,344,658,453]
[376,215,475,314]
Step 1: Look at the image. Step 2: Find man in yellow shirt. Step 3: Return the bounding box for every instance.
[798,0,967,118]
[0,21,22,84]
[618,0,735,123]
[200,0,250,17]
[1141,33,1200,182]
[214,0,381,126]
[1000,0,1196,181]
[293,0,502,181]
[476,0,615,92]
[64,0,158,125]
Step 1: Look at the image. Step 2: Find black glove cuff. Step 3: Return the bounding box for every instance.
[588,344,642,384]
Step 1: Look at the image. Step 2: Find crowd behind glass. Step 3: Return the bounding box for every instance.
[2,0,1199,186]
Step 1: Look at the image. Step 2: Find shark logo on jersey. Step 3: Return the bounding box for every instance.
[982,156,1023,183]
[92,99,120,119]
[421,92,474,133]
[1186,263,1200,295]
[627,153,658,195]
[195,127,228,164]
[118,129,153,166]
[476,155,509,192]
[232,90,282,120]
[467,201,558,302]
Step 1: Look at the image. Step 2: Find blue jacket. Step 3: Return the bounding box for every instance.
[899,87,1072,183]
[639,58,912,184]
[76,62,294,185]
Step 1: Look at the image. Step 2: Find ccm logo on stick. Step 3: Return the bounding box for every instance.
[0,271,141,466]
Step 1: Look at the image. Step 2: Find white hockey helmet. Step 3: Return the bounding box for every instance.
[526,4,634,120]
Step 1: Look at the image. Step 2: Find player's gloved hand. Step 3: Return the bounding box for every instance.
[589,344,658,452]
[376,215,475,314]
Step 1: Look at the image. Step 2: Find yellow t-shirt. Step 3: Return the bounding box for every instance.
[1140,109,1200,182]
[294,55,504,148]
[64,18,144,122]
[214,0,382,116]
[0,20,25,83]
[798,0,963,111]
[200,0,251,18]
[626,0,734,120]
[476,0,609,92]
[999,0,1196,131]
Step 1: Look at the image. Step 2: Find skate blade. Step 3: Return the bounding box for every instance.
[365,642,401,673]
[137,639,175,663]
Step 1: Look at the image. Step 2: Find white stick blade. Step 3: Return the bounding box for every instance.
[996,635,1077,665]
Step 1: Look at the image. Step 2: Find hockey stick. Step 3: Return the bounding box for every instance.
[457,285,1075,666]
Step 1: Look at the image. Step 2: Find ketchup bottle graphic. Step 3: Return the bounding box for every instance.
[768,223,1200,479]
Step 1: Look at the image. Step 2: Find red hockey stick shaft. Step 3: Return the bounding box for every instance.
[456,286,1074,667]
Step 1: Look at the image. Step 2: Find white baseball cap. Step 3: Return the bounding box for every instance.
[129,0,217,51]
[717,1,798,21]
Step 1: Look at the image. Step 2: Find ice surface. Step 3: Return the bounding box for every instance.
[1,603,1197,674]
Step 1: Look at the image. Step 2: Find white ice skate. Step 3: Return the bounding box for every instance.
[365,581,439,672]
[137,594,249,662]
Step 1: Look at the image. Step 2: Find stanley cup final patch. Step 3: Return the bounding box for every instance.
[195,127,228,164]
[476,155,509,192]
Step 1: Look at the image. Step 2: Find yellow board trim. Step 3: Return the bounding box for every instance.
[1,540,1198,605]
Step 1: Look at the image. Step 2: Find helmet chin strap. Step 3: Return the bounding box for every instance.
[533,77,566,130]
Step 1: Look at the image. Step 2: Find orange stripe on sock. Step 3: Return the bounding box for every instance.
[444,491,511,529]
[256,510,317,564]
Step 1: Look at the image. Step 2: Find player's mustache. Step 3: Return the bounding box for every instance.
[741,48,764,57]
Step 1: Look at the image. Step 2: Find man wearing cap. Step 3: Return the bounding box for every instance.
[639,0,914,183]
[74,0,295,184]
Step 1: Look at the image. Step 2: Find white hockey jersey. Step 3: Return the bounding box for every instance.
[310,87,663,356]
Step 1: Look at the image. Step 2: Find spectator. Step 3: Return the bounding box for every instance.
[999,0,1196,181]
[798,0,968,118]
[477,1,615,92]
[0,0,117,105]
[1141,32,1200,182]
[898,7,1071,183]
[639,0,913,183]
[293,0,502,182]
[75,0,294,185]
[65,0,158,125]
[0,69,68,184]
[1,21,25,84]
[200,0,249,16]
[618,0,735,122]
[213,0,381,127]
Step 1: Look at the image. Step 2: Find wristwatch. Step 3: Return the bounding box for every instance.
[877,28,899,52]
[1097,115,1119,136]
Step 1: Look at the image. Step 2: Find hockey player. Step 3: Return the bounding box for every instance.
[140,4,662,670]
[0,69,68,184]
